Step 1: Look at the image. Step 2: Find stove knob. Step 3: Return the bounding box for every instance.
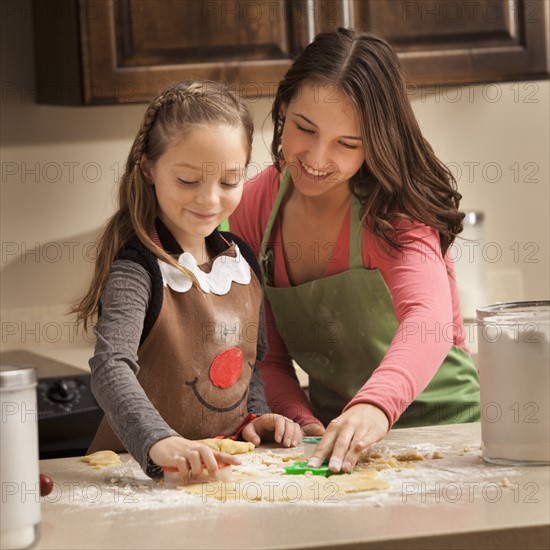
[47,380,76,403]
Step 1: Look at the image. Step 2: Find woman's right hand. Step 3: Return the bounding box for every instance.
[148,436,241,482]
[307,403,389,473]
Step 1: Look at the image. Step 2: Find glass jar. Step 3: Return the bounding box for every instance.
[477,301,550,465]
[0,365,40,549]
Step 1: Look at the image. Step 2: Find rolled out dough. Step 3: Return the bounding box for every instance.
[196,438,255,455]
[180,460,390,502]
[80,450,121,469]
[176,447,446,503]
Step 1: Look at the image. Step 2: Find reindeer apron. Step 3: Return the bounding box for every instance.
[89,242,263,452]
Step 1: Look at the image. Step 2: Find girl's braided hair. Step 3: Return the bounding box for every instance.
[73,81,253,329]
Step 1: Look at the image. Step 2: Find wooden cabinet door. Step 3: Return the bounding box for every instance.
[33,0,548,105]
[344,0,548,84]
[34,0,306,104]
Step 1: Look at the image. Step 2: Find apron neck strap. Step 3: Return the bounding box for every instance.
[260,168,291,258]
[259,169,364,273]
[349,195,364,270]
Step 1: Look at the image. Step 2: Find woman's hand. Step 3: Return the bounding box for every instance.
[306,404,389,473]
[241,413,302,447]
[148,436,241,483]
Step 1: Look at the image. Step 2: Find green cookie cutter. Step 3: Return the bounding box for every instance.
[284,461,346,478]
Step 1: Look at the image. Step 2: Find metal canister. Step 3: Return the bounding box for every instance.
[477,301,550,465]
[0,365,40,549]
[454,211,487,321]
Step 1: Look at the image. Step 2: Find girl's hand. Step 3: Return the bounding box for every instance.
[306,404,389,473]
[148,436,241,483]
[241,413,302,448]
[302,422,325,437]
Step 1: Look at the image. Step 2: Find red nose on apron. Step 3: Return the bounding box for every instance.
[210,347,243,388]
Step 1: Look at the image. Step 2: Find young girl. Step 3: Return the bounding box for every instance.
[230,29,480,474]
[74,81,301,482]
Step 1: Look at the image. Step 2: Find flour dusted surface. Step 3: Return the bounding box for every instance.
[41,435,523,517]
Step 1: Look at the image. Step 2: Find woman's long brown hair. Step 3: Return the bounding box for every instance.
[271,28,464,256]
[73,80,254,330]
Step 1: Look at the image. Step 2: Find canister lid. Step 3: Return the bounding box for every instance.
[476,300,550,323]
[463,211,484,226]
[0,365,37,388]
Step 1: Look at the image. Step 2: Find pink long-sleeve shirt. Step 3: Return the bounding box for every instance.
[230,165,469,428]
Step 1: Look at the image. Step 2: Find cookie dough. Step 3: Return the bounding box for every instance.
[359,452,417,470]
[178,449,396,502]
[176,447,452,502]
[181,461,390,502]
[396,450,425,462]
[197,438,255,455]
[80,450,121,469]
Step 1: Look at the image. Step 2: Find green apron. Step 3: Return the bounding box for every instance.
[259,170,480,428]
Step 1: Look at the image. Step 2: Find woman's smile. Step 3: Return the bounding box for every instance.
[281,83,365,198]
[299,159,333,180]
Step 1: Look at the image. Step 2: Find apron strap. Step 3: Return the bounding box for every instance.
[260,169,290,257]
[259,169,291,284]
[259,168,365,280]
[349,196,364,271]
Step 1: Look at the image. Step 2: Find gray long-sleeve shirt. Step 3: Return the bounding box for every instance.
[89,258,269,476]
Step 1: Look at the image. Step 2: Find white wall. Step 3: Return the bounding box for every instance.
[410,80,549,307]
[1,1,548,355]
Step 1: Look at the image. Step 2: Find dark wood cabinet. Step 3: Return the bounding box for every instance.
[33,0,548,105]
[349,0,549,85]
[33,0,304,104]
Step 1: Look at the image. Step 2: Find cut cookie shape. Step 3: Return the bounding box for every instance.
[80,450,121,469]
[197,438,255,454]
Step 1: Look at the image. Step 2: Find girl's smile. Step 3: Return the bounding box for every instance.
[186,210,219,220]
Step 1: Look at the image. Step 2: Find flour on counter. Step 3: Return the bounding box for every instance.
[41,440,522,514]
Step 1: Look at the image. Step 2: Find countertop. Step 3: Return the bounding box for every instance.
[35,423,549,550]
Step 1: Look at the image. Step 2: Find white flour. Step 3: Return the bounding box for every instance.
[42,440,523,518]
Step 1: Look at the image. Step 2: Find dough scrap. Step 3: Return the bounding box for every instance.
[196,438,255,455]
[396,450,425,462]
[359,454,417,470]
[80,450,121,469]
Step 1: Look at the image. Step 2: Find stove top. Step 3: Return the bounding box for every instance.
[1,349,103,459]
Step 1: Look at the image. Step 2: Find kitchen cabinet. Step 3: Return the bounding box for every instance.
[32,0,316,104]
[34,423,550,549]
[347,0,549,85]
[32,0,548,105]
